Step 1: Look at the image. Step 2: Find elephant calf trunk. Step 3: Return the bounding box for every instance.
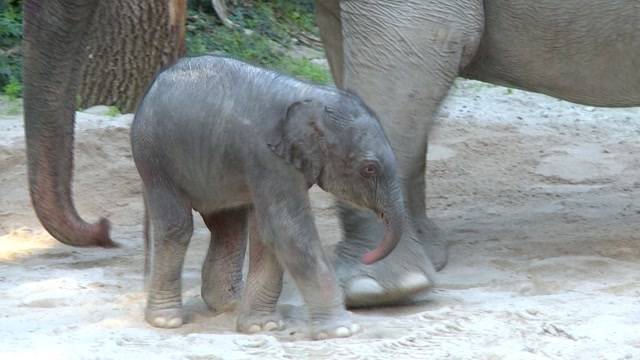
[361,213,403,265]
[360,186,408,265]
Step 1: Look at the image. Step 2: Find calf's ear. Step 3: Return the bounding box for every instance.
[266,99,327,183]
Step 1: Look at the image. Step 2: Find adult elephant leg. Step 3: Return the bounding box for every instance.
[329,0,483,306]
[200,208,248,313]
[23,0,114,247]
[315,0,344,88]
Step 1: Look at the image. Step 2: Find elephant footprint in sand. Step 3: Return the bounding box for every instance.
[131,55,413,339]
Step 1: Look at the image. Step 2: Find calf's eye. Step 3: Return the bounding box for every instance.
[360,163,379,178]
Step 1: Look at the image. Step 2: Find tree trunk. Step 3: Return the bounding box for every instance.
[78,0,187,113]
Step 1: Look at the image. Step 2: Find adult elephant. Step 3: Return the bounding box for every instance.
[22,0,640,308]
[314,0,640,306]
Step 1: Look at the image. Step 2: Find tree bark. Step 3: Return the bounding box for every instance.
[78,0,187,113]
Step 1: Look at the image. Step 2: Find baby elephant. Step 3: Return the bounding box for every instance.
[131,55,410,339]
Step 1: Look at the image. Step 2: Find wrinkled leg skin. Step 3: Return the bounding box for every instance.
[200,208,248,313]
[316,0,484,307]
[144,184,193,328]
[242,205,360,339]
[236,210,285,334]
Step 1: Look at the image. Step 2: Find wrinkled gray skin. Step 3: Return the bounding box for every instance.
[24,0,640,309]
[131,56,410,339]
[314,0,640,306]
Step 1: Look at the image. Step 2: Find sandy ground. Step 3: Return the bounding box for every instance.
[1,80,639,359]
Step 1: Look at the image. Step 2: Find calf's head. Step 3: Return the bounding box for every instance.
[267,92,407,265]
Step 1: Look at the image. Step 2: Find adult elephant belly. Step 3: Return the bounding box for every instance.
[463,0,640,107]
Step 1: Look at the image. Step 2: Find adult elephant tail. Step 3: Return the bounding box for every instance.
[23,0,115,248]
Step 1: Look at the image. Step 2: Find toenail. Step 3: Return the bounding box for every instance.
[154,317,167,327]
[400,272,431,291]
[347,277,385,296]
[247,324,261,333]
[167,318,182,328]
[335,327,350,337]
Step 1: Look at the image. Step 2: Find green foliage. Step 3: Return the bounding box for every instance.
[0,3,22,46]
[106,106,121,117]
[0,0,23,97]
[189,0,317,39]
[278,57,330,84]
[0,0,330,101]
[186,0,330,84]
[3,78,21,99]
[186,12,282,66]
[267,0,316,34]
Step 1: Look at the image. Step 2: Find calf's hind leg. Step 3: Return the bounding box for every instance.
[144,185,193,328]
[200,207,248,313]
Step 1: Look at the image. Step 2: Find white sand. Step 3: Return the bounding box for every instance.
[1,80,639,359]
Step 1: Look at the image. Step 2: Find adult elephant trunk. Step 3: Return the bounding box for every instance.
[22,0,115,247]
[361,183,407,265]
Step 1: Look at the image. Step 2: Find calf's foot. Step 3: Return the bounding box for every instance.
[145,307,183,328]
[311,311,361,340]
[237,311,285,334]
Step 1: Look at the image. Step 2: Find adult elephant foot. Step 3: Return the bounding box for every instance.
[335,205,438,308]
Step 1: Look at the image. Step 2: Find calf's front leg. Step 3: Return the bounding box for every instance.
[250,177,360,339]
